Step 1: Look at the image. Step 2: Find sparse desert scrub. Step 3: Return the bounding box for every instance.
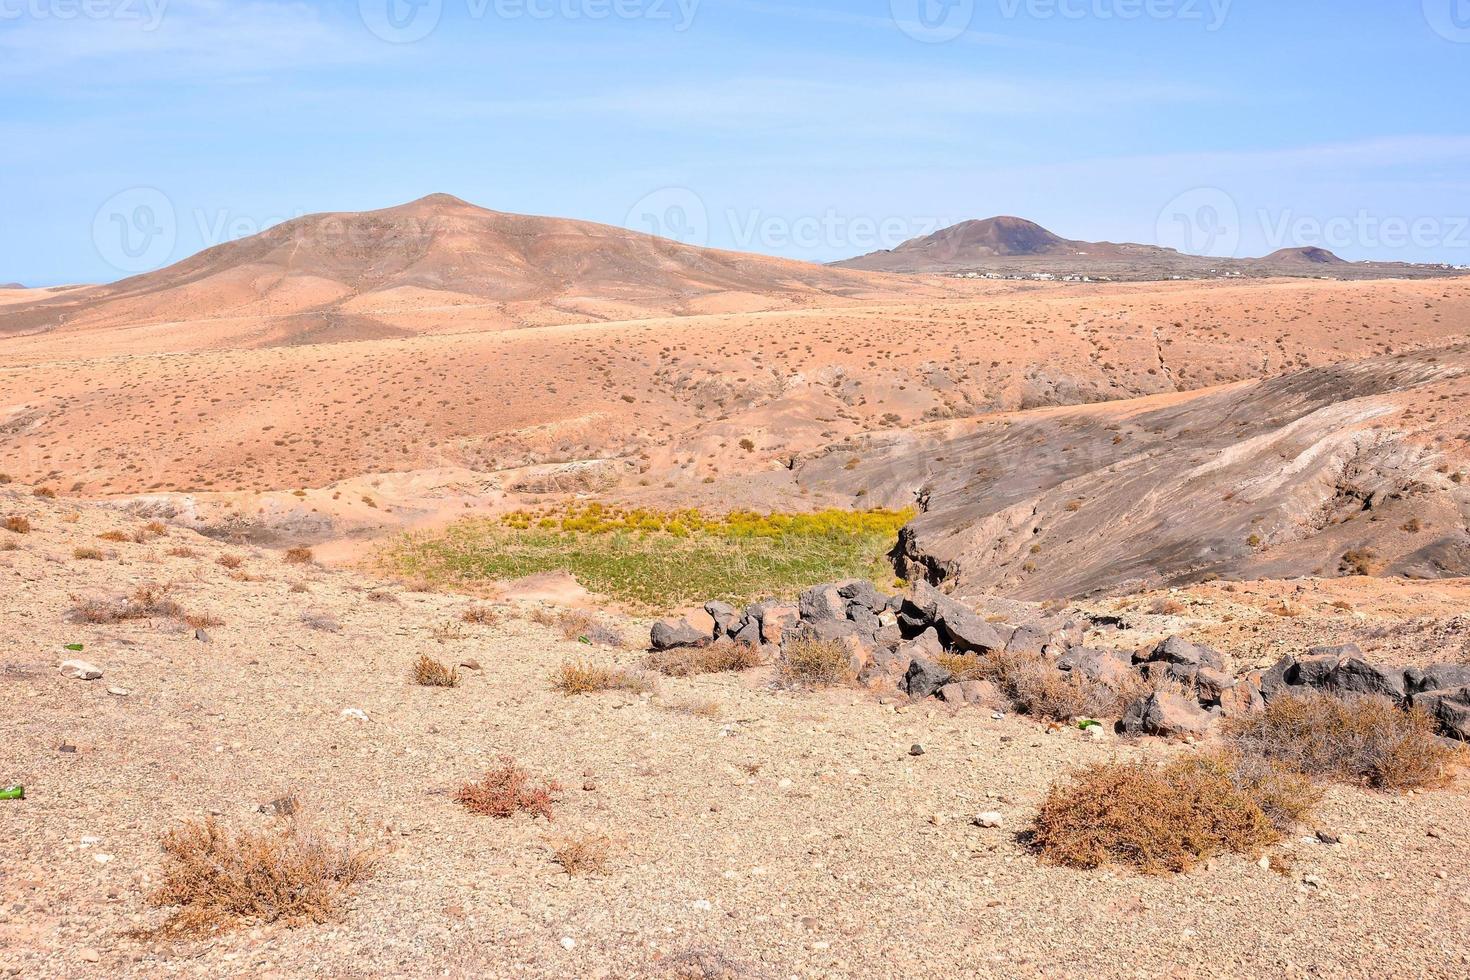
[549,832,615,875]
[72,546,104,561]
[32,486,56,499]
[1032,752,1318,874]
[532,607,626,647]
[660,696,723,718]
[70,583,219,627]
[167,546,197,558]
[413,654,461,688]
[456,756,560,819]
[284,546,314,565]
[777,635,856,688]
[647,642,762,678]
[217,553,244,570]
[552,661,655,696]
[461,603,500,625]
[3,515,30,534]
[969,648,1148,722]
[140,816,378,936]
[1223,691,1460,791]
[379,504,914,610]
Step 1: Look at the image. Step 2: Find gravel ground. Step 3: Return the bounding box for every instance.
[2,489,1468,978]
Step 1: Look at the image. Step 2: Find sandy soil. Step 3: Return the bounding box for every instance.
[2,488,1468,979]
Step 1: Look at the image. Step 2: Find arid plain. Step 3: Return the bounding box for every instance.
[2,196,1469,978]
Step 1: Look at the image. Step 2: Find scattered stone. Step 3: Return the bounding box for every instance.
[1120,691,1216,738]
[973,812,1004,829]
[59,660,102,681]
[908,743,926,757]
[650,610,717,651]
[106,686,130,697]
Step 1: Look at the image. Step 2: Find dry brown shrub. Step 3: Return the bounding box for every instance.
[3,515,31,534]
[167,546,197,559]
[972,648,1147,721]
[550,832,615,875]
[98,529,132,542]
[140,817,377,936]
[72,547,103,561]
[1224,691,1460,791]
[283,547,314,565]
[461,603,500,625]
[552,661,654,696]
[1032,752,1317,874]
[539,608,625,647]
[1151,597,1186,616]
[777,634,856,688]
[70,583,207,625]
[217,554,244,570]
[456,756,560,819]
[32,487,56,499]
[413,654,461,688]
[661,697,723,719]
[143,520,168,537]
[647,642,762,678]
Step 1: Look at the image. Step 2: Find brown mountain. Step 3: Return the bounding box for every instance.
[1258,246,1348,266]
[0,194,939,351]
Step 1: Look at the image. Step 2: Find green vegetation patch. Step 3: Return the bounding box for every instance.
[381,503,913,610]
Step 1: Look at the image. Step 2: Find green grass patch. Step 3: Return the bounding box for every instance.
[380,504,913,611]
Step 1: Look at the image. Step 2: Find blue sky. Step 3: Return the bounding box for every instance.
[2,0,1468,285]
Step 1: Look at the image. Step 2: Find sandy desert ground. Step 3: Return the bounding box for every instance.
[3,197,1470,978]
[2,488,1468,978]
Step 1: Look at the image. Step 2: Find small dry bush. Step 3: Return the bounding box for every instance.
[1151,597,1186,616]
[777,635,856,688]
[413,654,460,688]
[167,546,197,559]
[975,649,1147,721]
[70,583,211,625]
[429,620,469,643]
[661,697,723,719]
[456,756,560,819]
[461,603,500,626]
[550,832,614,875]
[141,817,377,936]
[33,486,56,499]
[3,515,30,534]
[283,547,314,565]
[1032,752,1318,874]
[143,520,168,537]
[98,529,132,542]
[217,554,244,570]
[647,642,762,678]
[552,661,654,696]
[72,546,103,561]
[537,608,625,647]
[1224,691,1459,791]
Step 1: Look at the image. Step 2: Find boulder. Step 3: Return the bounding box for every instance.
[1137,636,1226,672]
[1005,625,1050,657]
[908,583,1008,654]
[1324,658,1409,703]
[1410,686,1470,741]
[1258,655,1297,701]
[837,580,889,614]
[1120,692,1216,738]
[1406,664,1470,696]
[758,604,800,645]
[862,647,914,685]
[704,600,740,634]
[650,610,717,651]
[1288,654,1343,689]
[938,679,998,705]
[798,584,848,622]
[847,605,881,633]
[730,617,762,647]
[1218,675,1266,717]
[903,656,954,699]
[1056,646,1132,689]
